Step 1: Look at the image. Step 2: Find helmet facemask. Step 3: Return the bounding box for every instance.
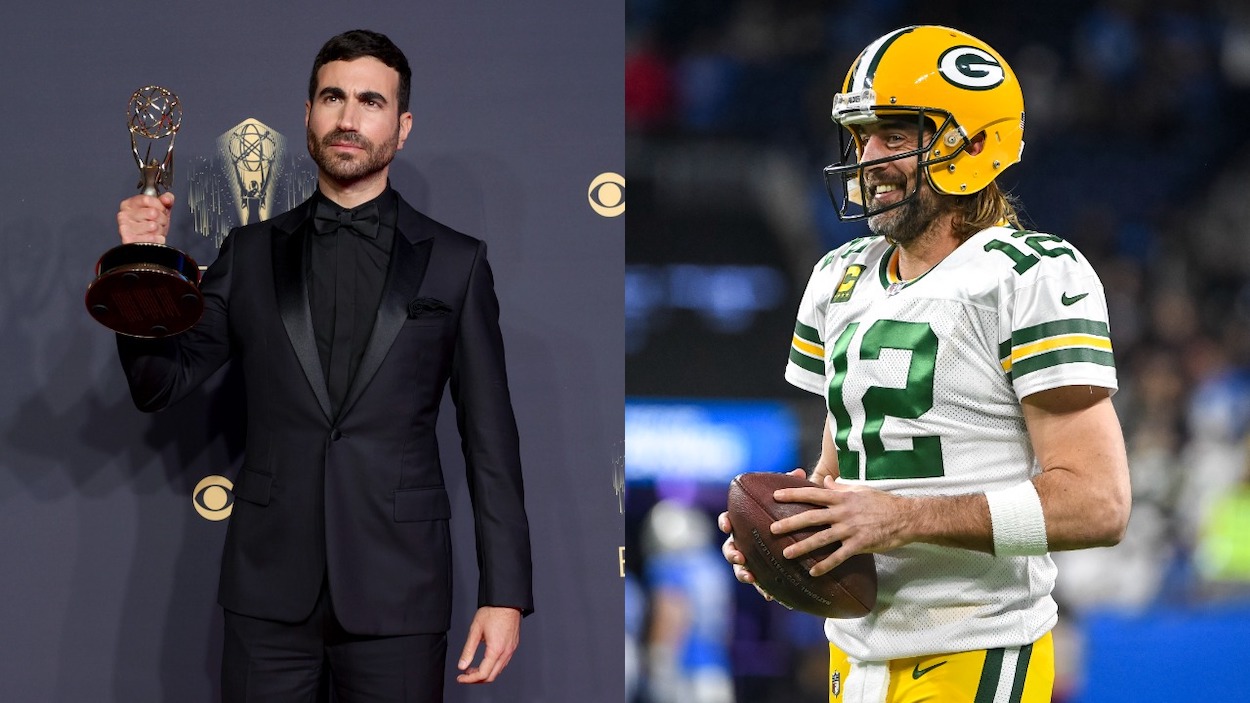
[821,24,1026,222]
[822,100,969,223]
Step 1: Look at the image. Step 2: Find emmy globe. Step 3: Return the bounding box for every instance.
[86,85,204,338]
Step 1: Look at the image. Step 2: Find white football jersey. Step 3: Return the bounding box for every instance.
[784,226,1117,661]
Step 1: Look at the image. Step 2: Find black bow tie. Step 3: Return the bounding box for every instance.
[313,200,380,239]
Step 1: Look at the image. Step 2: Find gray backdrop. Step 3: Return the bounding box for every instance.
[0,1,624,701]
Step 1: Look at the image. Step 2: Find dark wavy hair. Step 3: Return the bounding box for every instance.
[308,29,411,113]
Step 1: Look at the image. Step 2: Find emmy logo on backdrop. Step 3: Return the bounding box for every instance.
[188,117,314,248]
[228,120,278,226]
[85,86,204,338]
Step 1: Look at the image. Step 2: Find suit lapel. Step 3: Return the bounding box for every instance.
[273,201,334,421]
[338,197,434,418]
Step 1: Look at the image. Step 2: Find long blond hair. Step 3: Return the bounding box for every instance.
[949,181,1024,240]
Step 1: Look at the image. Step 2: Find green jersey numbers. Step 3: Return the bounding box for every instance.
[982,230,1075,275]
[827,319,945,481]
[784,227,1116,661]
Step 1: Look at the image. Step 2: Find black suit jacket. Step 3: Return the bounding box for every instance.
[118,194,533,635]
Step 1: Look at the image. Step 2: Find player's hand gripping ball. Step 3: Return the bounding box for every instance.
[727,472,877,618]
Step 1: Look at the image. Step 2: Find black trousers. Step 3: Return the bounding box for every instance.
[221,582,448,703]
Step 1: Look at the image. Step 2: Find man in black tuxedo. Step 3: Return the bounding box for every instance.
[115,29,532,703]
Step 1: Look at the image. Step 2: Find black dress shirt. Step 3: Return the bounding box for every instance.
[308,187,398,416]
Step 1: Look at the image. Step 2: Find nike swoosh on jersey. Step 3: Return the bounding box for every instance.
[911,660,949,679]
[1060,292,1089,306]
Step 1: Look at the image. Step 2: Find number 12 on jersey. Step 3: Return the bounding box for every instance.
[826,320,946,481]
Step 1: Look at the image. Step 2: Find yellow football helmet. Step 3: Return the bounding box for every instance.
[823,25,1025,221]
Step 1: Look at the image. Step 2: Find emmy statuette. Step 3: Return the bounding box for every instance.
[85,86,204,338]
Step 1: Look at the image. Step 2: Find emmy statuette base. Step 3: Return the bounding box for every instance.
[86,241,204,338]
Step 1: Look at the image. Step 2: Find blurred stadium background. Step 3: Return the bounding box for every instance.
[624,1,1250,701]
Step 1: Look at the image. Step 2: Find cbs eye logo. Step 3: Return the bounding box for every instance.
[588,172,624,217]
[193,475,235,521]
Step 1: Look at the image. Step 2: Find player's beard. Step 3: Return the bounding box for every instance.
[307,126,400,183]
[866,174,944,246]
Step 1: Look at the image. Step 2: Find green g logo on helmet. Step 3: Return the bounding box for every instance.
[937,46,1005,90]
[823,25,1026,221]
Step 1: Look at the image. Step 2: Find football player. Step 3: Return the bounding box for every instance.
[719,25,1131,703]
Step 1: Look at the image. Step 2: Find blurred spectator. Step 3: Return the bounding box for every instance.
[627,33,677,133]
[1195,447,1250,596]
[626,570,646,703]
[639,500,735,703]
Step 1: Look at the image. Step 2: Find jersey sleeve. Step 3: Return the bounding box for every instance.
[996,234,1118,399]
[784,251,836,395]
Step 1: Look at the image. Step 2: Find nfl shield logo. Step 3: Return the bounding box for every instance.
[831,670,841,697]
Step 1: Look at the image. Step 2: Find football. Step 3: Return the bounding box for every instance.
[727,471,877,618]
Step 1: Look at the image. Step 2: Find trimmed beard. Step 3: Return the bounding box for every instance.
[867,174,944,246]
[307,126,399,183]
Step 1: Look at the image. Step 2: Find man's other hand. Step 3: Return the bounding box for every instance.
[456,606,521,684]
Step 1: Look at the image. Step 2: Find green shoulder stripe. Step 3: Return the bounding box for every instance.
[1012,318,1110,346]
[1011,348,1116,379]
[789,347,824,375]
[794,320,822,345]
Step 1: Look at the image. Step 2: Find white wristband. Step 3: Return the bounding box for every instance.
[985,481,1049,556]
